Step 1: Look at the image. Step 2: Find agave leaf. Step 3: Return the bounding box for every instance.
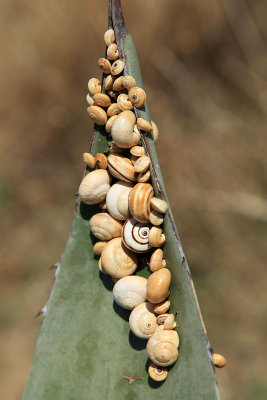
[23,1,220,399]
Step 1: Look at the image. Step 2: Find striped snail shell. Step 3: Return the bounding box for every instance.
[113,275,147,310]
[122,218,152,253]
[146,330,179,367]
[101,237,138,279]
[107,153,137,183]
[129,183,154,223]
[129,302,157,339]
[106,180,133,220]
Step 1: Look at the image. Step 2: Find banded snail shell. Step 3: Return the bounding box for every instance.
[101,237,138,279]
[122,218,152,253]
[147,268,171,304]
[89,212,123,240]
[78,169,111,205]
[146,330,179,367]
[113,275,147,310]
[106,180,133,220]
[129,183,154,223]
[128,86,146,108]
[107,153,137,182]
[129,302,157,339]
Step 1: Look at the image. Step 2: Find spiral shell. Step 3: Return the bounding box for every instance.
[150,197,168,214]
[148,363,168,381]
[111,59,124,75]
[113,276,147,310]
[153,300,170,315]
[87,106,107,126]
[92,93,111,108]
[128,87,146,108]
[107,43,119,60]
[122,75,136,90]
[117,94,133,111]
[89,213,123,240]
[146,330,179,367]
[134,156,150,173]
[106,180,133,220]
[147,268,171,304]
[129,183,154,223]
[113,76,124,91]
[104,74,115,91]
[104,29,115,46]
[101,237,138,278]
[107,153,137,182]
[98,58,112,74]
[137,118,152,132]
[111,111,140,148]
[78,169,111,204]
[137,169,151,183]
[149,249,166,272]
[122,218,152,253]
[151,121,159,142]
[149,210,164,226]
[149,226,165,247]
[83,153,96,168]
[105,115,118,133]
[107,103,121,117]
[129,302,157,339]
[88,78,101,95]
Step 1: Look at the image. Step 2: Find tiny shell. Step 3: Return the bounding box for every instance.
[153,300,170,315]
[107,103,121,117]
[147,268,171,304]
[149,249,166,272]
[130,146,145,157]
[148,363,168,381]
[212,353,227,368]
[88,78,101,95]
[105,115,118,133]
[129,302,157,339]
[104,74,115,91]
[98,58,112,74]
[95,153,108,169]
[149,226,165,247]
[128,87,146,108]
[83,153,96,168]
[107,43,119,60]
[86,93,94,106]
[156,314,169,325]
[122,218,152,253]
[146,330,179,367]
[137,118,152,132]
[78,169,111,204]
[137,170,151,183]
[150,197,168,214]
[134,156,150,173]
[122,75,136,90]
[106,180,133,220]
[93,241,108,255]
[113,275,147,310]
[163,314,176,330]
[101,237,138,278]
[104,29,115,46]
[111,111,139,148]
[107,153,137,182]
[111,59,124,75]
[113,76,124,91]
[87,106,107,126]
[149,210,164,226]
[92,93,111,108]
[129,183,154,223]
[151,121,159,142]
[89,212,123,240]
[117,94,133,111]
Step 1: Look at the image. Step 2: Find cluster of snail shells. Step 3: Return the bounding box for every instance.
[80,28,177,382]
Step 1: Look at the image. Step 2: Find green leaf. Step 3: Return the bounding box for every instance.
[23,2,221,399]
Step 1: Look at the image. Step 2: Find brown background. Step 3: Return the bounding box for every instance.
[0,0,267,399]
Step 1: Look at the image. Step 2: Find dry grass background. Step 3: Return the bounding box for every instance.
[0,0,267,399]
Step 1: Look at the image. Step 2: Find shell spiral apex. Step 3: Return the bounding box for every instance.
[122,218,152,253]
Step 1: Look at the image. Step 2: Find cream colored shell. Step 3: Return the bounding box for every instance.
[111,59,124,75]
[122,218,152,253]
[149,249,166,272]
[129,302,157,339]
[89,213,123,240]
[107,43,119,60]
[153,300,170,314]
[106,180,133,220]
[151,121,159,142]
[134,156,150,173]
[122,75,136,90]
[146,330,179,367]
[128,86,146,108]
[78,169,111,205]
[93,241,108,255]
[107,153,137,182]
[97,58,112,74]
[87,106,107,126]
[88,78,101,95]
[150,197,168,214]
[111,111,140,148]
[101,237,138,278]
[104,29,115,46]
[147,268,171,304]
[117,94,133,111]
[149,226,165,247]
[113,275,147,310]
[105,115,118,133]
[148,363,168,381]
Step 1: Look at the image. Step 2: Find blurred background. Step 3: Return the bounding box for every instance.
[0,0,267,399]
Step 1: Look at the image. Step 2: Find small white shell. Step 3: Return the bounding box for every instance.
[113,276,147,310]
[106,181,134,220]
[146,330,179,367]
[111,111,140,149]
[89,213,123,240]
[122,218,152,253]
[78,170,111,205]
[129,302,157,339]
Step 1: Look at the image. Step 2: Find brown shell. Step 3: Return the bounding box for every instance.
[88,78,101,95]
[108,153,137,182]
[92,93,111,108]
[107,43,119,60]
[122,75,136,90]
[95,153,108,169]
[212,353,227,368]
[128,87,146,108]
[148,363,168,381]
[111,59,124,75]
[98,58,112,74]
[87,106,107,126]
[129,182,154,223]
[147,268,171,304]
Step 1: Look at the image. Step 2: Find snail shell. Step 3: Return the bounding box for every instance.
[113,76,124,91]
[129,302,157,339]
[122,218,152,253]
[113,275,147,310]
[111,59,124,75]
[149,210,164,226]
[89,213,123,240]
[149,249,166,272]
[149,226,165,247]
[86,93,94,106]
[107,43,119,60]
[117,94,133,111]
[153,300,170,315]
[111,111,139,148]
[107,103,121,117]
[105,115,118,133]
[92,93,111,108]
[104,29,115,46]
[163,314,176,330]
[104,74,115,91]
[147,268,171,304]
[99,200,107,210]
[98,58,112,74]
[88,78,101,95]
[146,330,179,367]
[129,183,154,223]
[95,153,108,169]
[122,75,136,90]
[83,153,96,168]
[93,241,108,256]
[134,156,150,173]
[212,353,227,368]
[137,169,151,183]
[128,86,146,108]
[106,180,133,220]
[137,118,152,132]
[151,121,159,142]
[87,106,107,126]
[101,237,138,278]
[130,146,145,157]
[148,363,168,381]
[107,153,137,182]
[150,197,168,214]
[78,169,111,204]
